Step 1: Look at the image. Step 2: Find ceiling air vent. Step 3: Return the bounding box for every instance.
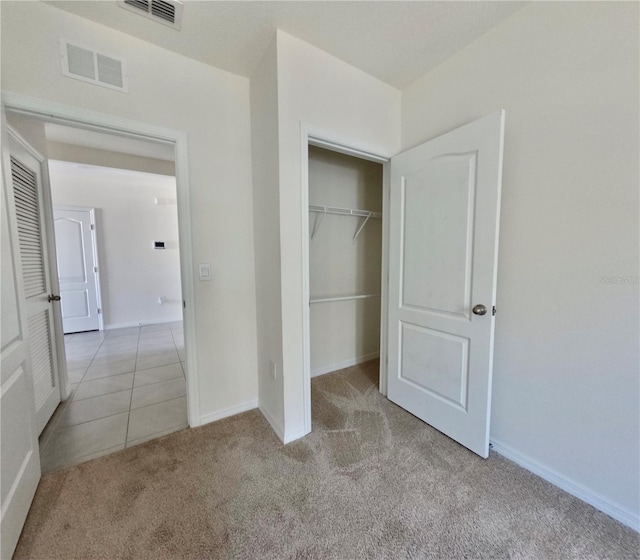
[118,0,183,29]
[60,40,128,93]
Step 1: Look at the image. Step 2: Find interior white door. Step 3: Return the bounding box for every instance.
[387,111,505,458]
[8,132,62,435]
[54,206,101,333]
[1,125,41,560]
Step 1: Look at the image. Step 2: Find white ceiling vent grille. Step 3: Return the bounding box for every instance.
[60,40,128,93]
[118,0,183,29]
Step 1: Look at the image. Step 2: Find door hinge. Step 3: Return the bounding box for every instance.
[97,308,102,314]
[492,306,497,316]
[183,300,186,309]
[90,224,95,230]
[94,266,98,273]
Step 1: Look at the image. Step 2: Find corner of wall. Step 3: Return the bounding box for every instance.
[250,32,286,436]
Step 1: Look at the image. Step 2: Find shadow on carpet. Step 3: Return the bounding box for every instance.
[15,361,639,559]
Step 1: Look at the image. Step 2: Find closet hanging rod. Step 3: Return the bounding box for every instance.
[309,204,382,219]
[310,294,381,304]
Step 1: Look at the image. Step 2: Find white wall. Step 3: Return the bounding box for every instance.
[48,160,181,329]
[1,1,258,423]
[5,113,48,155]
[250,37,285,433]
[47,141,175,177]
[309,146,382,375]
[402,2,639,527]
[275,31,401,440]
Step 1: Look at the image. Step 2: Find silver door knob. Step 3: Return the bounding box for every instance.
[48,294,61,302]
[472,304,487,316]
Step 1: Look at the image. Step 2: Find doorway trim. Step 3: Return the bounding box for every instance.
[299,122,391,435]
[1,92,200,427]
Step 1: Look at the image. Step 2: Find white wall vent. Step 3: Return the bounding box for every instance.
[60,40,128,93]
[118,0,183,30]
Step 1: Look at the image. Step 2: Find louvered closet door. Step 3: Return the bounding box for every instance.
[9,134,61,435]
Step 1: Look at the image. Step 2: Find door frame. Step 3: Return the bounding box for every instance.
[1,92,201,427]
[7,125,68,404]
[53,205,104,333]
[299,123,391,434]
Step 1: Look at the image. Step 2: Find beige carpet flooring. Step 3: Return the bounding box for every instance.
[15,361,639,559]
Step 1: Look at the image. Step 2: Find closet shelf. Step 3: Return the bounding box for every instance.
[310,294,380,304]
[309,204,382,219]
[309,204,382,241]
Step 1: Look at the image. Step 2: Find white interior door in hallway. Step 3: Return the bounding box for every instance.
[7,130,64,435]
[53,206,102,334]
[387,111,505,458]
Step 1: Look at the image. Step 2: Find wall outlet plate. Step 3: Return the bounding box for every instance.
[198,263,211,281]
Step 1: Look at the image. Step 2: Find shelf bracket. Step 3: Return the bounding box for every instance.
[310,210,325,240]
[352,212,372,242]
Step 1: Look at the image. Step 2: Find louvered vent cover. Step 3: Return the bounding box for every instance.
[28,310,56,409]
[118,0,183,29]
[11,156,46,299]
[60,40,128,92]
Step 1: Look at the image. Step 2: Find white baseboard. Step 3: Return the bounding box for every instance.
[258,404,284,442]
[104,322,140,330]
[104,318,183,330]
[490,438,639,532]
[199,399,258,426]
[283,425,309,444]
[311,352,380,378]
[258,405,309,444]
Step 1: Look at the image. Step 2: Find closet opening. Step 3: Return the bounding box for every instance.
[303,141,389,431]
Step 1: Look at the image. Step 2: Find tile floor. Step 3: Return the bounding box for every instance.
[39,322,188,473]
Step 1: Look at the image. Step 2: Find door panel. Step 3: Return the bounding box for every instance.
[9,133,61,435]
[12,155,47,298]
[54,207,100,333]
[56,218,86,282]
[27,309,57,412]
[400,323,469,410]
[1,123,41,560]
[401,152,476,318]
[388,111,505,458]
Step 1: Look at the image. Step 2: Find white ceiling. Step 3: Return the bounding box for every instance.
[45,123,176,161]
[48,1,526,89]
